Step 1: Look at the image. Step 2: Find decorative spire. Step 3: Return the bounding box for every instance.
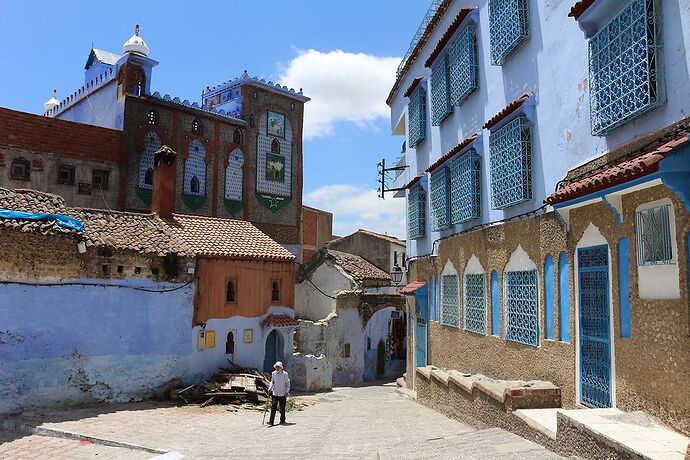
[44,88,60,113]
[122,23,149,56]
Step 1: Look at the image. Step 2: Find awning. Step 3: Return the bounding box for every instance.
[400,281,426,296]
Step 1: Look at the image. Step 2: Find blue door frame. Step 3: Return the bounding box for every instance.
[578,245,612,408]
[414,285,429,368]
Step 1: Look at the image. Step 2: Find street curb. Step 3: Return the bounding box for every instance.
[0,417,169,455]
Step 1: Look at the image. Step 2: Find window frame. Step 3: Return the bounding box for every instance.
[271,280,281,303]
[10,158,30,181]
[635,203,674,266]
[440,273,460,328]
[58,164,75,186]
[430,166,451,231]
[408,87,427,147]
[463,272,487,335]
[450,148,481,223]
[489,116,532,209]
[92,169,110,190]
[408,184,426,240]
[226,278,237,304]
[504,269,539,347]
[488,0,530,66]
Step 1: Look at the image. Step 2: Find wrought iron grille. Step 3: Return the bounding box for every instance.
[408,88,427,147]
[441,274,459,327]
[449,22,478,105]
[430,167,451,231]
[489,116,532,209]
[635,204,673,265]
[397,0,444,76]
[464,273,486,334]
[451,148,481,223]
[489,0,529,66]
[408,185,426,240]
[505,270,539,346]
[431,56,451,125]
[589,0,664,135]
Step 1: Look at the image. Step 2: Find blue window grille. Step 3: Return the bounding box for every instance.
[431,55,451,125]
[408,185,426,239]
[505,270,539,346]
[451,148,481,223]
[430,167,451,231]
[464,273,486,334]
[441,274,459,327]
[138,131,161,189]
[449,22,478,105]
[489,116,532,209]
[408,88,427,147]
[635,204,673,265]
[489,0,529,66]
[589,0,664,135]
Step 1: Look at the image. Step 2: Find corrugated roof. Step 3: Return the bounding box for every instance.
[483,93,532,130]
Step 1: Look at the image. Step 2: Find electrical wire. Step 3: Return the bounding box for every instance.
[0,278,195,293]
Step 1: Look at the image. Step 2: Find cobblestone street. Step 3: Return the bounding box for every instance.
[0,382,561,459]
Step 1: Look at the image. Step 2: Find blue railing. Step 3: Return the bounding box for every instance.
[397,0,445,76]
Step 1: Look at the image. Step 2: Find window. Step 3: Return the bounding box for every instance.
[226,331,235,355]
[184,139,206,196]
[271,281,281,302]
[464,273,486,334]
[58,164,75,185]
[144,167,153,186]
[192,119,203,135]
[341,343,351,358]
[489,116,532,209]
[635,204,672,265]
[430,55,451,125]
[197,329,216,351]
[271,138,281,154]
[450,148,481,223]
[505,270,539,346]
[430,167,451,231]
[147,110,157,125]
[408,185,426,239]
[441,274,459,327]
[488,0,529,65]
[233,128,244,145]
[93,169,109,190]
[408,88,426,147]
[10,158,30,181]
[243,328,253,344]
[449,22,478,105]
[589,0,664,135]
[139,131,161,189]
[190,176,200,194]
[226,280,236,303]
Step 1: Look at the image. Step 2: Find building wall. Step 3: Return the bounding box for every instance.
[294,262,353,322]
[301,206,333,262]
[56,81,124,130]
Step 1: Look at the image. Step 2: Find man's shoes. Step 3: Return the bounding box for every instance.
[267,422,274,427]
[279,421,286,424]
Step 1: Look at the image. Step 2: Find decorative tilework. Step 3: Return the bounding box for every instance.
[408,185,426,240]
[464,273,486,334]
[431,55,451,125]
[441,274,459,327]
[430,167,451,231]
[589,0,664,135]
[489,116,532,209]
[505,270,539,346]
[635,204,672,265]
[256,111,292,198]
[184,139,206,196]
[449,23,478,105]
[451,148,480,223]
[138,131,161,189]
[224,148,244,201]
[489,0,529,66]
[408,88,426,147]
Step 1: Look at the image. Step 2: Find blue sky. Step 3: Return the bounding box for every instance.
[0,1,432,238]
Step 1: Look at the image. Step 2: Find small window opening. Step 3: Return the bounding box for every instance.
[10,159,30,181]
[271,281,280,302]
[271,138,280,154]
[192,118,203,135]
[190,176,200,194]
[58,164,75,185]
[233,128,243,145]
[134,267,141,274]
[226,331,235,355]
[101,264,109,274]
[144,167,153,186]
[151,267,159,275]
[93,169,110,190]
[117,265,124,273]
[226,280,236,303]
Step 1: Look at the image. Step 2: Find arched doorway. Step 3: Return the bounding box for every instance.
[376,340,386,378]
[225,331,235,358]
[263,329,283,373]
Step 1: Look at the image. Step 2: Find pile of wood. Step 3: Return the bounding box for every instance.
[153,362,271,407]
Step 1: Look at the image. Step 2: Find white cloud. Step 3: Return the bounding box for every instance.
[279,49,400,139]
[305,184,405,239]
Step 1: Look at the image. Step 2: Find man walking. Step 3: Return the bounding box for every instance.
[267,361,290,426]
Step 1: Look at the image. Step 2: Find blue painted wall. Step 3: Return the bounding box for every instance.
[618,238,631,338]
[559,252,570,342]
[545,255,555,340]
[0,278,195,412]
[491,271,499,336]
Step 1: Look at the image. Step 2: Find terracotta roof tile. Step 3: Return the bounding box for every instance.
[261,314,299,328]
[424,7,477,68]
[356,229,405,245]
[163,214,295,261]
[327,249,391,283]
[403,77,424,98]
[403,174,424,190]
[482,93,532,130]
[568,0,595,20]
[400,281,426,295]
[425,133,479,173]
[545,135,689,205]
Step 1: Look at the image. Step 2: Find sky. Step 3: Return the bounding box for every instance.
[0,1,432,239]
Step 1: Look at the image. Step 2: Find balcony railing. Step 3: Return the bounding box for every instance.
[397,0,444,76]
[394,154,407,179]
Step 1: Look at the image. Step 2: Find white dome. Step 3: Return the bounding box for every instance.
[122,24,149,56]
[44,89,60,112]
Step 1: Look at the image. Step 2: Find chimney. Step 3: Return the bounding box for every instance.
[152,145,177,219]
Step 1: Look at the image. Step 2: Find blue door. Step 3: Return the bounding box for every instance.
[578,245,612,408]
[263,329,278,372]
[414,286,428,368]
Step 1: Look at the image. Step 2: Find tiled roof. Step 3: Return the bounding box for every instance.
[568,0,595,20]
[357,229,406,245]
[482,93,531,130]
[400,281,426,295]
[545,135,689,205]
[163,214,295,261]
[0,188,192,256]
[403,174,424,190]
[425,133,479,173]
[403,77,424,98]
[328,249,391,283]
[424,7,477,68]
[261,314,300,328]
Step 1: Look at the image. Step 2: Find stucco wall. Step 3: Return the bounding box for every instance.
[295,262,353,322]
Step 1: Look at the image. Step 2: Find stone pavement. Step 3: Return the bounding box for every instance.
[0,382,562,459]
[0,430,150,459]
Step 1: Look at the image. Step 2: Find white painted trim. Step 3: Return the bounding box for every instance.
[464,254,485,275]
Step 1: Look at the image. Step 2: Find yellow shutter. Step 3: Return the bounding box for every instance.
[205,330,216,348]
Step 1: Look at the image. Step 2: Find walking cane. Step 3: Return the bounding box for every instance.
[262,392,271,425]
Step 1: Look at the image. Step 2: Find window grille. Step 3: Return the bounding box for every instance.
[451,148,481,223]
[441,274,459,327]
[139,131,161,189]
[489,116,532,209]
[505,270,539,346]
[489,0,529,66]
[408,88,427,147]
[464,273,486,334]
[430,167,451,231]
[635,204,673,265]
[449,23,478,105]
[408,185,426,239]
[431,56,451,125]
[184,139,206,196]
[589,0,664,135]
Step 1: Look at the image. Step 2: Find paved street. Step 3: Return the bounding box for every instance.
[0,382,562,459]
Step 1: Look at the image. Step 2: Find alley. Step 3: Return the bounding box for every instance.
[0,382,561,459]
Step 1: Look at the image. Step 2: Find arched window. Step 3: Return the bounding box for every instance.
[192,118,203,135]
[138,131,161,189]
[144,167,153,186]
[184,139,206,196]
[190,176,200,194]
[226,331,235,355]
[226,280,236,303]
[147,110,157,125]
[233,128,243,145]
[271,280,281,302]
[271,138,280,154]
[225,148,244,201]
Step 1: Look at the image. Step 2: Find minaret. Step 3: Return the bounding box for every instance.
[122,24,150,57]
[43,89,60,116]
